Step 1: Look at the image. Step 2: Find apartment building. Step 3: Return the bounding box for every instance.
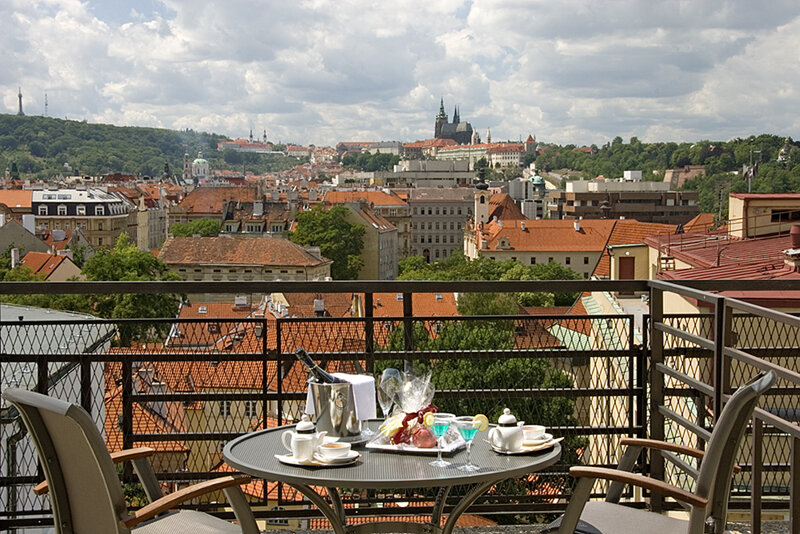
[548,179,699,224]
[32,188,136,248]
[404,187,474,262]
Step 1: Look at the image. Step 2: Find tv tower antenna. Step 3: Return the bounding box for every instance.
[44,93,48,117]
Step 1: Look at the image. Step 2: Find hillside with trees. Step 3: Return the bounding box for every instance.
[534,134,800,217]
[0,114,301,179]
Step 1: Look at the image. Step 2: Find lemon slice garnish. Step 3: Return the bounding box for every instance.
[423,412,436,427]
[473,414,489,432]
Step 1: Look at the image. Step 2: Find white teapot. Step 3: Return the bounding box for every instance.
[488,408,524,452]
[282,414,327,461]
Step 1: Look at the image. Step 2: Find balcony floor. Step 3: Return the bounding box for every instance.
[260,521,790,534]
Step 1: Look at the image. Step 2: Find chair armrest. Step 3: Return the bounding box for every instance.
[570,466,708,509]
[620,437,740,474]
[110,447,155,463]
[121,474,251,529]
[34,447,157,495]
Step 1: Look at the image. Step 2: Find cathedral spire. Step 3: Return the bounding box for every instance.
[452,105,458,124]
[437,98,447,119]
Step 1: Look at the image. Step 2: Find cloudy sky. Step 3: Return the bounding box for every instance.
[3,0,800,147]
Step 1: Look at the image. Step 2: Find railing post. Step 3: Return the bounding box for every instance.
[365,292,374,374]
[638,315,647,439]
[751,417,762,534]
[402,292,413,372]
[36,354,48,395]
[791,437,800,534]
[121,357,133,452]
[276,318,283,426]
[712,296,729,422]
[649,284,665,513]
[80,354,92,414]
[627,316,635,435]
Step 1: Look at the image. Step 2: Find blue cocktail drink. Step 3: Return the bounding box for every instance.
[454,415,485,472]
[428,413,455,467]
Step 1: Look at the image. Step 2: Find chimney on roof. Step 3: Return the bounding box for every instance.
[574,218,581,232]
[784,225,800,272]
[314,298,325,317]
[520,221,526,231]
[10,248,19,269]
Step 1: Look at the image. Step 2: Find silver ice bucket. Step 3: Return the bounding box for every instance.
[308,381,362,441]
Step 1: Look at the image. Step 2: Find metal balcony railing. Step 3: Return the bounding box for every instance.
[0,279,798,532]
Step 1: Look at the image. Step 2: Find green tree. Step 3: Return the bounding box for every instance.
[170,218,221,237]
[290,205,365,279]
[82,233,181,344]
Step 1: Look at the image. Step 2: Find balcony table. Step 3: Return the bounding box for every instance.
[223,421,561,534]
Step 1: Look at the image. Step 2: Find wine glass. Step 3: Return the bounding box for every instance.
[378,368,402,420]
[428,413,455,467]
[454,416,483,472]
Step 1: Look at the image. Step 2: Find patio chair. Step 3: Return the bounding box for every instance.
[548,370,775,534]
[3,388,261,534]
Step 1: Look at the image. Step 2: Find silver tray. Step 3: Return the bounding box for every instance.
[366,427,466,455]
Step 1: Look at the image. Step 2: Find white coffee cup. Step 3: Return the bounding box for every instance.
[282,432,315,461]
[317,441,351,460]
[522,425,546,442]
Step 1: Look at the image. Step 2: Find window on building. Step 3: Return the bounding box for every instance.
[458,208,462,215]
[244,400,257,418]
[771,209,800,222]
[95,206,105,216]
[428,208,432,215]
[97,237,103,246]
[38,205,48,215]
[219,400,231,417]
[530,257,536,265]
[435,249,440,258]
[57,205,67,216]
[435,207,440,215]
[584,256,589,264]
[76,205,86,216]
[584,272,590,279]
[566,257,571,265]
[548,257,553,263]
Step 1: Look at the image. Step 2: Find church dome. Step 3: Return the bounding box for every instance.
[192,151,208,165]
[531,175,544,185]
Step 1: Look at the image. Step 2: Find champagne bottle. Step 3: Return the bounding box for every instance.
[294,348,344,383]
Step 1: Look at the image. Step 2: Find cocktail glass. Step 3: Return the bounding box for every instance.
[377,368,401,420]
[428,413,455,467]
[454,416,481,471]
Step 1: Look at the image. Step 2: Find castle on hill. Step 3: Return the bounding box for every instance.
[434,99,476,145]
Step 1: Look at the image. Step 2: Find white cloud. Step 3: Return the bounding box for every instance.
[2,0,800,147]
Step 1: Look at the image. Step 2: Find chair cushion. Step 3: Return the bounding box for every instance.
[544,501,688,534]
[133,510,245,534]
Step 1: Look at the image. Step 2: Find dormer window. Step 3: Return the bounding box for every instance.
[57,205,67,216]
[38,205,48,216]
[76,205,86,216]
[95,205,105,216]
[496,237,511,250]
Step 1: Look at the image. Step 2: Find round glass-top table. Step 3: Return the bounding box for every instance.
[224,421,561,534]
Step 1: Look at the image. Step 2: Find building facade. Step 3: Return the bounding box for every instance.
[32,188,136,248]
[405,188,474,262]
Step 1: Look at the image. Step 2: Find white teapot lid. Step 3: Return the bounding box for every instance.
[296,414,315,433]
[498,408,517,427]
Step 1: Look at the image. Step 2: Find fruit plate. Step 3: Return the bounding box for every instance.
[366,428,466,455]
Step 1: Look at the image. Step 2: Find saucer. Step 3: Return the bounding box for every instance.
[523,433,553,446]
[313,450,360,464]
[491,436,563,455]
[275,452,360,467]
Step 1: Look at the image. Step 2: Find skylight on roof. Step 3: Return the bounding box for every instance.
[199,306,207,314]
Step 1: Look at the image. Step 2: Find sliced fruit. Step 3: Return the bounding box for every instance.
[473,413,489,432]
[423,411,435,427]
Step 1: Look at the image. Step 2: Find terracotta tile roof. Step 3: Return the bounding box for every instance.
[357,208,395,232]
[19,251,66,278]
[159,236,331,267]
[323,190,408,207]
[278,292,355,318]
[488,193,525,221]
[0,190,33,208]
[644,233,791,270]
[487,143,524,154]
[480,219,615,253]
[594,220,677,277]
[176,186,260,214]
[40,229,74,250]
[403,138,459,148]
[682,213,717,234]
[369,292,459,317]
[104,378,188,454]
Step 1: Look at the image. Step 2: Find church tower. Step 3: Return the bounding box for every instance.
[474,182,490,226]
[17,87,24,116]
[435,98,448,138]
